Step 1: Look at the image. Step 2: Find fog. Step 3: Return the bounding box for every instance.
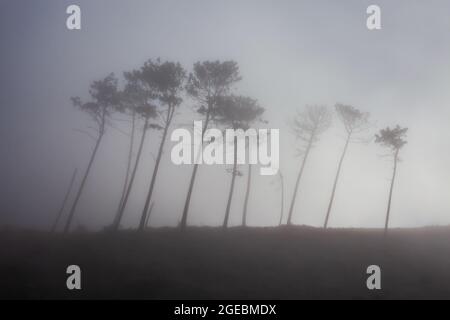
[1,0,450,231]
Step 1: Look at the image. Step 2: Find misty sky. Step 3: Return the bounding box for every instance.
[1,0,450,230]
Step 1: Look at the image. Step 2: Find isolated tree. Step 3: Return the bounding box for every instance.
[323,104,370,228]
[138,59,186,230]
[286,105,332,225]
[64,74,119,233]
[214,95,264,229]
[375,125,408,236]
[180,61,241,229]
[112,72,158,231]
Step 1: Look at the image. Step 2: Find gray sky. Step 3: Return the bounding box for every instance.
[1,0,450,230]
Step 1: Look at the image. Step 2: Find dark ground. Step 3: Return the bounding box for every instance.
[1,225,450,299]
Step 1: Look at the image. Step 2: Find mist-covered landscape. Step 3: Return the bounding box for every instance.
[1,0,450,300]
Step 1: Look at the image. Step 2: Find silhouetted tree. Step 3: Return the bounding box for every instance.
[323,103,370,228]
[375,125,408,236]
[286,105,331,225]
[180,61,241,229]
[214,95,264,229]
[64,74,120,233]
[112,72,158,231]
[50,168,77,232]
[138,59,186,230]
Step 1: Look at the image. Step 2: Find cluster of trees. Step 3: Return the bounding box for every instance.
[52,59,408,235]
[286,104,408,235]
[56,59,265,233]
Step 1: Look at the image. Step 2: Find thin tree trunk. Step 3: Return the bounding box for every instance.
[113,119,148,231]
[241,163,252,227]
[180,113,211,230]
[286,137,313,225]
[117,110,135,215]
[384,149,399,237]
[145,202,154,228]
[138,112,172,231]
[323,132,351,229]
[278,173,284,226]
[64,131,104,233]
[51,168,77,232]
[223,137,238,229]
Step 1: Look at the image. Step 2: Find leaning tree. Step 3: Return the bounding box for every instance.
[138,59,186,230]
[214,95,264,229]
[323,103,370,228]
[375,125,408,236]
[286,105,332,226]
[112,71,158,231]
[64,73,120,233]
[180,61,241,229]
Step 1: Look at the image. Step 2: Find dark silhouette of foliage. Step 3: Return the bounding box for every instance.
[375,125,408,151]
